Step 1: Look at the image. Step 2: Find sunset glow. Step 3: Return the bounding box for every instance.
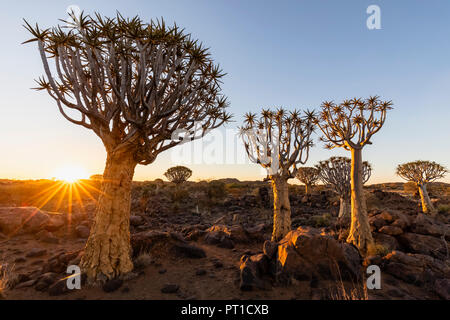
[53,165,89,183]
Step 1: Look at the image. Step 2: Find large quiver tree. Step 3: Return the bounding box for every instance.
[317,157,371,219]
[295,167,319,195]
[24,12,230,281]
[315,96,392,253]
[396,161,447,215]
[241,109,315,241]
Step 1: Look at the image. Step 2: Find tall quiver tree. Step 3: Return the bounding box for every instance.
[396,161,447,215]
[315,97,392,252]
[296,167,319,195]
[23,13,231,281]
[317,157,371,219]
[241,109,315,241]
[164,166,192,185]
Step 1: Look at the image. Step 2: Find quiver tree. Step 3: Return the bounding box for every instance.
[317,157,371,219]
[24,12,231,281]
[296,167,319,195]
[315,96,392,252]
[396,161,447,215]
[241,108,315,241]
[164,166,192,185]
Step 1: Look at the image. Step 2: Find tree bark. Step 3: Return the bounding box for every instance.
[81,151,137,282]
[338,196,351,219]
[418,183,436,215]
[271,176,291,242]
[346,148,374,253]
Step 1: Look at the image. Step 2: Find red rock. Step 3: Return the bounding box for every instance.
[379,225,403,236]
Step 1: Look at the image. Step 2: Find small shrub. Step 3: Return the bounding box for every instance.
[207,181,227,200]
[312,213,332,227]
[437,204,450,214]
[133,252,153,269]
[365,192,383,210]
[367,243,390,257]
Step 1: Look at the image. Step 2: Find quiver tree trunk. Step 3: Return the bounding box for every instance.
[305,184,311,195]
[418,183,436,215]
[338,196,351,219]
[81,151,137,282]
[271,176,291,242]
[346,148,374,253]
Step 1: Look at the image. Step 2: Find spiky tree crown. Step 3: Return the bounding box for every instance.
[23,12,231,164]
[240,108,315,179]
[164,166,192,184]
[296,167,320,186]
[396,161,447,185]
[317,156,372,197]
[315,96,392,150]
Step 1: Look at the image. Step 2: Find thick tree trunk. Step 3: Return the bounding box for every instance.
[346,148,374,253]
[338,196,351,219]
[81,151,137,282]
[271,176,291,242]
[418,184,436,215]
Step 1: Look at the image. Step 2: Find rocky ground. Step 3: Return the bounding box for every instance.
[0,179,449,300]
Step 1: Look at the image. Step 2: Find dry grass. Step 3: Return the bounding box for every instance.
[330,279,369,300]
[0,262,13,299]
[328,260,368,300]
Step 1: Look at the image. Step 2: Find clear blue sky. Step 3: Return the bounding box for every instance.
[0,0,449,183]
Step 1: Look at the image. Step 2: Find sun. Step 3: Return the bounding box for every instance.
[53,165,89,183]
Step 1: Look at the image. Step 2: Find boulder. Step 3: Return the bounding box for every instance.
[369,215,387,230]
[102,279,123,293]
[207,225,250,243]
[263,240,278,259]
[131,230,206,260]
[379,225,403,236]
[245,223,268,242]
[0,207,50,236]
[239,254,271,291]
[411,214,450,239]
[373,233,400,252]
[45,214,65,232]
[434,279,450,300]
[26,248,47,258]
[48,279,70,296]
[397,233,448,259]
[382,251,450,286]
[275,227,361,283]
[75,225,90,239]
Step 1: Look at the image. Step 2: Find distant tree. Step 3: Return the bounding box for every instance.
[315,96,392,252]
[396,161,447,215]
[296,167,319,195]
[164,166,192,185]
[24,12,230,281]
[241,108,315,241]
[317,157,372,219]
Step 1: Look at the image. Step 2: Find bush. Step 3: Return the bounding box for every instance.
[207,181,227,200]
[437,204,450,214]
[312,213,332,227]
[367,243,390,257]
